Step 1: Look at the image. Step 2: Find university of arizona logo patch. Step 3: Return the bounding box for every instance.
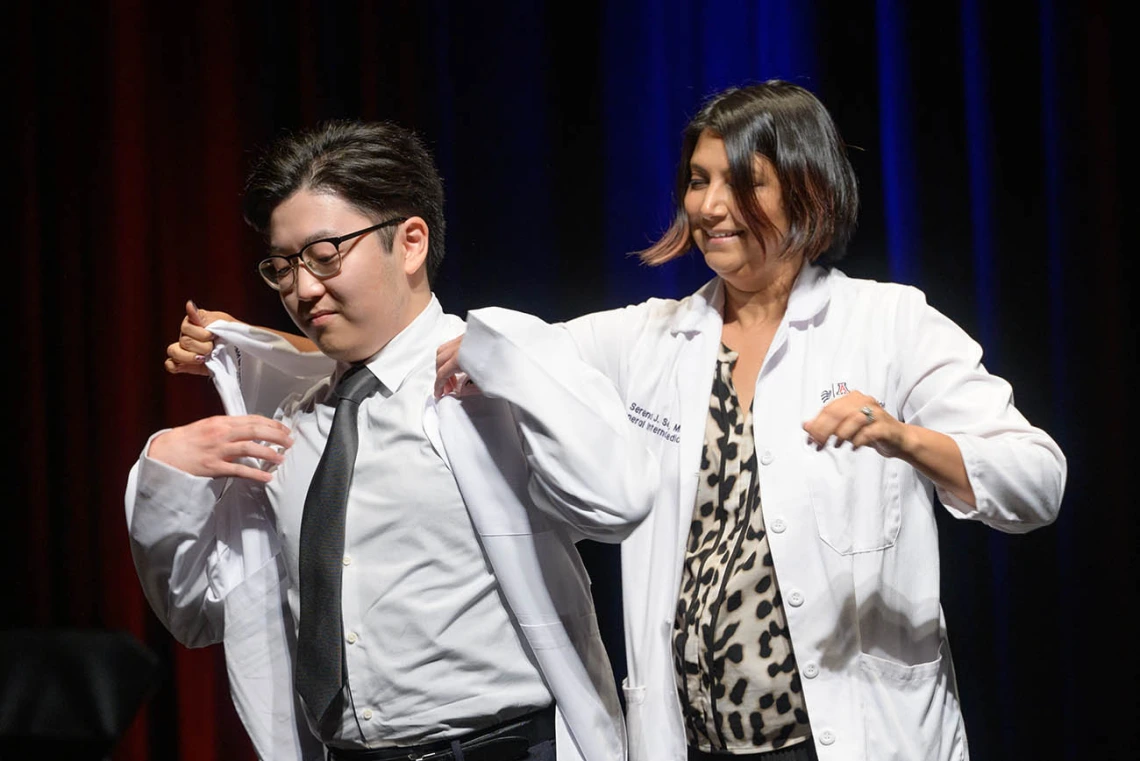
[820,382,849,404]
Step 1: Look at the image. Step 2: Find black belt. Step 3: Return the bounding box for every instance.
[687,737,818,761]
[326,706,555,761]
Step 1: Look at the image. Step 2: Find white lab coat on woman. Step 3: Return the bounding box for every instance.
[472,262,1065,761]
[126,313,651,761]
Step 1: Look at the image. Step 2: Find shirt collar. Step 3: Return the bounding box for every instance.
[670,261,834,336]
[331,295,444,397]
[783,261,832,323]
[670,278,724,336]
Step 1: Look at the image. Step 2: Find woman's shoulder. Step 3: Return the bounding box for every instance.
[822,270,980,356]
[826,268,931,313]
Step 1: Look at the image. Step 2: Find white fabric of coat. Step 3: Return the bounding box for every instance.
[476,263,1066,761]
[126,317,650,761]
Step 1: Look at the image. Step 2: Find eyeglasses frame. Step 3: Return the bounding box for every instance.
[256,216,409,291]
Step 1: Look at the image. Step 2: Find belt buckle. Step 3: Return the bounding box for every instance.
[409,750,447,761]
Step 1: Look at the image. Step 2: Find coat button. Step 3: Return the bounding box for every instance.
[787,590,804,607]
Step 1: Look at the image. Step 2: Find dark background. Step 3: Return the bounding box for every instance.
[8,1,1133,759]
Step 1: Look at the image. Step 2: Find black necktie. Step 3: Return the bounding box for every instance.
[295,364,383,727]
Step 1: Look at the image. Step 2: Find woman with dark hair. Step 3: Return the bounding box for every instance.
[170,81,1065,761]
[437,80,1063,761]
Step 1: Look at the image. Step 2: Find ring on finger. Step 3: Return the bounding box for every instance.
[860,405,875,424]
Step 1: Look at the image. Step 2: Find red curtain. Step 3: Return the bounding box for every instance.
[13,1,293,758]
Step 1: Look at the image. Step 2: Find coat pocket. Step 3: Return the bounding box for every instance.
[806,447,902,554]
[857,645,967,761]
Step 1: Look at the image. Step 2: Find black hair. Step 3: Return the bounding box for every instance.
[243,120,446,282]
[641,80,858,267]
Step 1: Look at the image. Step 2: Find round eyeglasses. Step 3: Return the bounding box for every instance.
[256,217,409,291]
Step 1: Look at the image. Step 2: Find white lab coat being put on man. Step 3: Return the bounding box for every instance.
[125,303,656,761]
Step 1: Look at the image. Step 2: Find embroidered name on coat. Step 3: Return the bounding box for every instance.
[627,402,680,443]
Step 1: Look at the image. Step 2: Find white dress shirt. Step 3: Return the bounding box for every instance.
[129,298,551,752]
[265,298,551,747]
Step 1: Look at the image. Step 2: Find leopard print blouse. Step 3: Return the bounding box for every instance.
[672,343,812,752]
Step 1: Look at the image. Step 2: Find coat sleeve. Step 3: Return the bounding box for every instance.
[126,335,318,761]
[125,434,282,648]
[555,306,642,396]
[457,307,655,542]
[893,287,1067,532]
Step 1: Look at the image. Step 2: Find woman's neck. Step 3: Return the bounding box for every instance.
[721,256,804,329]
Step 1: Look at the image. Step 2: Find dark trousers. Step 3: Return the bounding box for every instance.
[516,738,556,761]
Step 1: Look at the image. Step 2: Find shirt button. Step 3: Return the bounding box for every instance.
[342,555,352,566]
[361,709,373,721]
[346,632,358,645]
[770,518,787,533]
[787,590,804,607]
[819,730,835,746]
[803,662,819,679]
[760,450,774,465]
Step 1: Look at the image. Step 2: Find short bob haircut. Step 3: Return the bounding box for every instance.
[640,80,858,267]
[243,120,447,283]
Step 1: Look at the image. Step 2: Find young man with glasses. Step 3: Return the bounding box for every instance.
[126,121,651,761]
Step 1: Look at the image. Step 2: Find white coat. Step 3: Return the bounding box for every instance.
[498,262,1065,761]
[126,315,652,761]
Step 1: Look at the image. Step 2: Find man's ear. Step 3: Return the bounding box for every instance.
[398,217,430,276]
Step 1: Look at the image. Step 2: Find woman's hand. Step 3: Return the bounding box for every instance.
[802,391,908,458]
[434,335,479,398]
[164,300,235,376]
[803,390,975,507]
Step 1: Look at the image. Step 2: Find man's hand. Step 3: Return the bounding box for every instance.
[434,336,479,398]
[164,300,235,376]
[147,415,293,484]
[802,391,909,458]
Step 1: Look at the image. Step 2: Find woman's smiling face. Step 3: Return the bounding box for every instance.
[684,129,793,286]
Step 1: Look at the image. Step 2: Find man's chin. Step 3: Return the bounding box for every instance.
[313,338,373,365]
[304,329,340,359]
